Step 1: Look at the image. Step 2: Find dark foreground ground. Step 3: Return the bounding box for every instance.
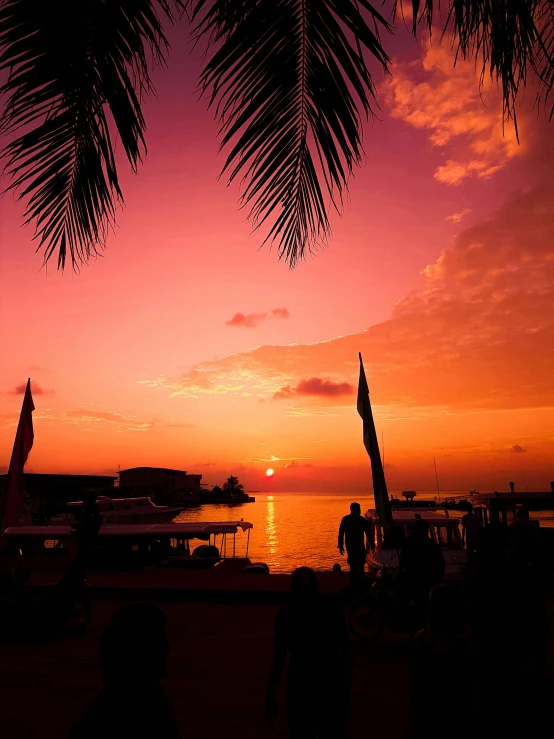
[1,597,554,738]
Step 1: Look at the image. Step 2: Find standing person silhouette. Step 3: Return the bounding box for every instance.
[69,603,179,739]
[266,567,350,738]
[399,519,445,627]
[338,502,372,590]
[461,504,481,557]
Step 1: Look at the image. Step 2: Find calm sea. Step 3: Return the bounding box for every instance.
[174,491,554,574]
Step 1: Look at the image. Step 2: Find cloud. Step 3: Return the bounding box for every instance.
[144,139,554,415]
[384,40,524,185]
[226,312,267,328]
[510,445,527,454]
[10,381,55,397]
[61,408,153,432]
[225,307,290,328]
[273,377,355,400]
[396,0,414,22]
[0,407,154,432]
[286,460,314,469]
[286,406,344,417]
[195,461,217,467]
[28,365,47,372]
[165,422,194,429]
[271,307,290,319]
[446,209,471,224]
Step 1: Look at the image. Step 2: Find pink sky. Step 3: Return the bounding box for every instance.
[1,26,553,492]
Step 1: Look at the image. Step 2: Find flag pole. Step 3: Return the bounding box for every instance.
[357,353,392,532]
[1,379,35,533]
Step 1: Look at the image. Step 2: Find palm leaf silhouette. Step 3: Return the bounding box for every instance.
[0,1,552,269]
[401,0,554,130]
[193,0,391,266]
[0,0,181,269]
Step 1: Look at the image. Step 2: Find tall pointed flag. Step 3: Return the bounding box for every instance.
[1,379,35,532]
[357,354,392,532]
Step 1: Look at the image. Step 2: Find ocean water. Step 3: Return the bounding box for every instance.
[175,491,554,573]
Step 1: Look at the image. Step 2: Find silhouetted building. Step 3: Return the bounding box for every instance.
[118,467,202,504]
[0,472,116,513]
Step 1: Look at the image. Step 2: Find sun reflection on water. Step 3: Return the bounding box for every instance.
[265,496,278,566]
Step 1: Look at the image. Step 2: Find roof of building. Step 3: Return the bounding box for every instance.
[4,521,254,538]
[119,467,188,475]
[0,473,117,480]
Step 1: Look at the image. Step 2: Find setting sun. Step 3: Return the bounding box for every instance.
[265,468,274,477]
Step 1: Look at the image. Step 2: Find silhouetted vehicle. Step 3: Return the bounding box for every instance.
[0,553,93,641]
[347,567,416,642]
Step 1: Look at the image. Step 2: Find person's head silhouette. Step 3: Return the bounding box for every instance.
[99,603,170,688]
[413,519,430,539]
[350,502,361,516]
[291,566,319,603]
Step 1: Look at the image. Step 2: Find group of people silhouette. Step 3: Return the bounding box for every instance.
[66,500,548,738]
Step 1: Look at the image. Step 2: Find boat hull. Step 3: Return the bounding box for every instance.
[367,547,467,576]
[103,509,181,525]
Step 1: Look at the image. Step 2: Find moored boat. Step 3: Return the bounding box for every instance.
[364,508,467,576]
[62,496,183,525]
[1,520,263,574]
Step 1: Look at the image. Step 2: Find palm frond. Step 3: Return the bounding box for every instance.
[395,0,554,128]
[193,0,391,267]
[0,0,182,270]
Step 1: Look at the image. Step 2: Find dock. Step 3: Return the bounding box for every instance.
[28,569,353,604]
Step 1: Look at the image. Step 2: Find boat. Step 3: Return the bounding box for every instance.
[439,496,473,512]
[389,492,437,509]
[364,508,467,576]
[62,496,183,525]
[1,520,262,573]
[194,491,255,505]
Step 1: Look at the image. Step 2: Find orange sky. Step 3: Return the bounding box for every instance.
[1,27,553,493]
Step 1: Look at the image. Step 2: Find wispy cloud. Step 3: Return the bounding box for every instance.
[225,307,290,328]
[286,406,344,418]
[286,460,314,468]
[446,209,471,224]
[0,407,154,432]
